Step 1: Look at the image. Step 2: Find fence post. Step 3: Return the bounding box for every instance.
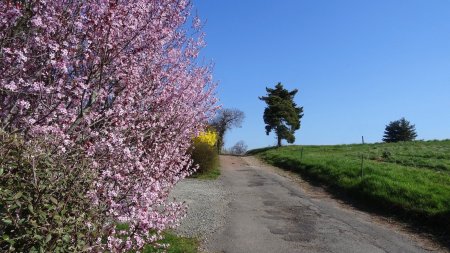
[360,154,364,177]
[300,147,304,163]
[361,136,365,177]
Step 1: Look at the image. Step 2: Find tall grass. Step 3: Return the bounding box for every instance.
[249,140,450,230]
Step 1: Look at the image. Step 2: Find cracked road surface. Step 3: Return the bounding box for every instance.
[206,155,441,253]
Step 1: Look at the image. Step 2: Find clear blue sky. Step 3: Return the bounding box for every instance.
[194,0,450,150]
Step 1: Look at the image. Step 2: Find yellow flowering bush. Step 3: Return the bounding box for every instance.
[190,129,219,176]
[194,130,217,147]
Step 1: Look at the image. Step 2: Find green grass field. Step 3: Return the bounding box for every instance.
[248,140,450,230]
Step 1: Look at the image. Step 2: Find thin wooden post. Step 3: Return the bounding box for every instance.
[360,154,364,177]
[300,147,304,163]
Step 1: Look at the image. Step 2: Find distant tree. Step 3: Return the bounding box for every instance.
[383,117,418,143]
[210,108,245,153]
[259,83,304,147]
[230,140,248,155]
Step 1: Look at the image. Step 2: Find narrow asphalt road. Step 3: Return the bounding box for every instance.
[205,155,441,253]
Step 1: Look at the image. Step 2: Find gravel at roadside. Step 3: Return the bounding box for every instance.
[169,176,231,250]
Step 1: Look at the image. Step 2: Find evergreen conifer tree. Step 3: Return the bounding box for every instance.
[383,117,418,142]
[259,83,304,147]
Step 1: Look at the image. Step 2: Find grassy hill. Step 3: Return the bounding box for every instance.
[248,140,450,232]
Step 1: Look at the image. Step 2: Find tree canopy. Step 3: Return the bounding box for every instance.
[259,83,303,147]
[383,117,418,143]
[210,108,245,153]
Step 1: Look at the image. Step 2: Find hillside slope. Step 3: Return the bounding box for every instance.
[248,140,450,232]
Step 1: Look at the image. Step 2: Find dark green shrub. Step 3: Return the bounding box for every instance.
[382,150,392,160]
[190,141,218,175]
[0,132,106,252]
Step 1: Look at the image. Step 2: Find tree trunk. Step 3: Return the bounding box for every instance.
[217,131,225,154]
[277,136,282,147]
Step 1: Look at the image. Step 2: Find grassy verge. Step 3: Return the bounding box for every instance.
[248,141,450,231]
[191,162,220,180]
[143,231,199,253]
[115,224,200,253]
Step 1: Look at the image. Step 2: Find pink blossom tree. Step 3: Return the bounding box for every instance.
[0,0,216,251]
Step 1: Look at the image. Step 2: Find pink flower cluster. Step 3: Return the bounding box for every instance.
[1,0,216,251]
